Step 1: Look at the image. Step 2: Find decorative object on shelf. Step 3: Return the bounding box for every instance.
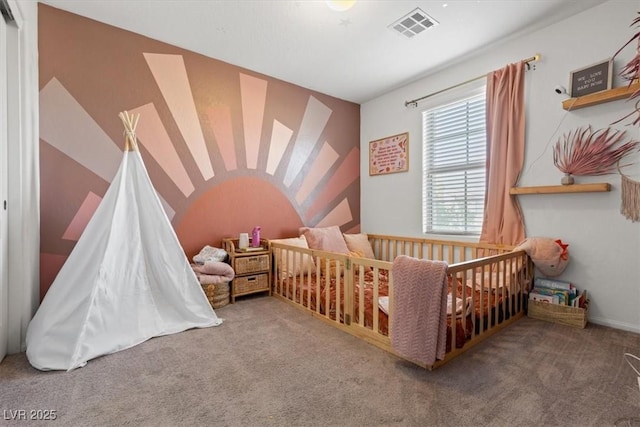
[238,233,249,249]
[611,12,640,125]
[369,132,409,176]
[251,226,261,248]
[552,126,639,184]
[560,173,574,185]
[569,58,612,98]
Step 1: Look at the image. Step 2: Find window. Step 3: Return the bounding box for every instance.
[422,92,486,235]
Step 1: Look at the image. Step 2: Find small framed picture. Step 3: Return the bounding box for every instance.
[369,132,409,176]
[569,58,613,97]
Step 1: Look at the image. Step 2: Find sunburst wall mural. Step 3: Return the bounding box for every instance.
[38,5,361,298]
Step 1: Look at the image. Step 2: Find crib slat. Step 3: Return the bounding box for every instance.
[292,250,299,304]
[465,268,471,337]
[324,258,330,320]
[493,260,499,327]
[336,261,341,324]
[479,263,486,333]
[344,261,353,326]
[274,248,281,296]
[305,255,311,309]
[357,265,364,326]
[467,268,475,340]
[450,273,456,352]
[315,256,322,314]
[372,268,379,333]
[506,258,513,317]
[500,259,507,321]
[388,270,394,334]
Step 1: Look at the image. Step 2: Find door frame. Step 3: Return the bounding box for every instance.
[0,4,9,363]
[1,0,39,361]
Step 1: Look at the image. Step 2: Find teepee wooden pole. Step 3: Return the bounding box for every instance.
[119,111,140,152]
[131,113,139,132]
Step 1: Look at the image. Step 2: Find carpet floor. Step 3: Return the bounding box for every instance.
[2,295,640,427]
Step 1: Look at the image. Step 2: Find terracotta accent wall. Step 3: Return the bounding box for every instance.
[38,4,361,298]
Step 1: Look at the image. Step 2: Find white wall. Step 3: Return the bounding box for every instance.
[361,0,640,332]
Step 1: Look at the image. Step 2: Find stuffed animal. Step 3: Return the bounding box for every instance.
[514,237,569,277]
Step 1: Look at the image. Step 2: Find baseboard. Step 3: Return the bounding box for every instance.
[589,316,640,334]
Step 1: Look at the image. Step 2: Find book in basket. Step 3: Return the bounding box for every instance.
[529,291,559,304]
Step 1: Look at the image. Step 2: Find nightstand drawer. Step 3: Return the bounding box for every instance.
[234,254,269,275]
[234,274,269,295]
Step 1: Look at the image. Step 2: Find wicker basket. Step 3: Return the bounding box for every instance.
[234,254,269,275]
[528,300,588,328]
[233,273,269,295]
[213,281,230,308]
[201,281,230,309]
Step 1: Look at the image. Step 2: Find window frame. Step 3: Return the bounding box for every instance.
[421,85,487,236]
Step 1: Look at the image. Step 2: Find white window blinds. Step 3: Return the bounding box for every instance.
[422,93,486,235]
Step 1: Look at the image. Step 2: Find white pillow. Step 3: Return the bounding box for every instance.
[270,235,316,277]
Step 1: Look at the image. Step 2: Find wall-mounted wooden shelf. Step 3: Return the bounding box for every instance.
[562,82,640,110]
[510,183,611,195]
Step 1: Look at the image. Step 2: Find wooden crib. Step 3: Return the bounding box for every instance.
[269,234,534,369]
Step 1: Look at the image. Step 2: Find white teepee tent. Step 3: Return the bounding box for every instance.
[26,112,222,371]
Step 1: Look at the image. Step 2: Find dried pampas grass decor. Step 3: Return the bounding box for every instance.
[552,126,639,181]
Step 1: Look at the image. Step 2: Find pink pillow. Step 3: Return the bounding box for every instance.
[299,225,349,254]
[343,233,375,259]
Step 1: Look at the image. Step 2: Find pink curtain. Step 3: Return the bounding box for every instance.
[479,61,526,246]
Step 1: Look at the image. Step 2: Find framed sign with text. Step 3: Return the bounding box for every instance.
[569,59,613,97]
[369,132,409,176]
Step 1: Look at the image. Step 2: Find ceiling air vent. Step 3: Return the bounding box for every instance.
[389,8,438,38]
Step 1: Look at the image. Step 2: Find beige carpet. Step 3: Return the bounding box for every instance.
[2,295,640,427]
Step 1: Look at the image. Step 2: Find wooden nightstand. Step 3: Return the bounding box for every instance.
[222,238,271,303]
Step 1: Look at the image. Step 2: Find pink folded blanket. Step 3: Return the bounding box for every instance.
[192,261,235,284]
[390,255,448,366]
[196,273,229,285]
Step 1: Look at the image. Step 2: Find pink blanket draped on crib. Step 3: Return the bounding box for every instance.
[390,255,448,366]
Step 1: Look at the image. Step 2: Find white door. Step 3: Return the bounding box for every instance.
[0,11,9,363]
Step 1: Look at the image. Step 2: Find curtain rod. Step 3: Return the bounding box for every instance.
[404,54,540,108]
